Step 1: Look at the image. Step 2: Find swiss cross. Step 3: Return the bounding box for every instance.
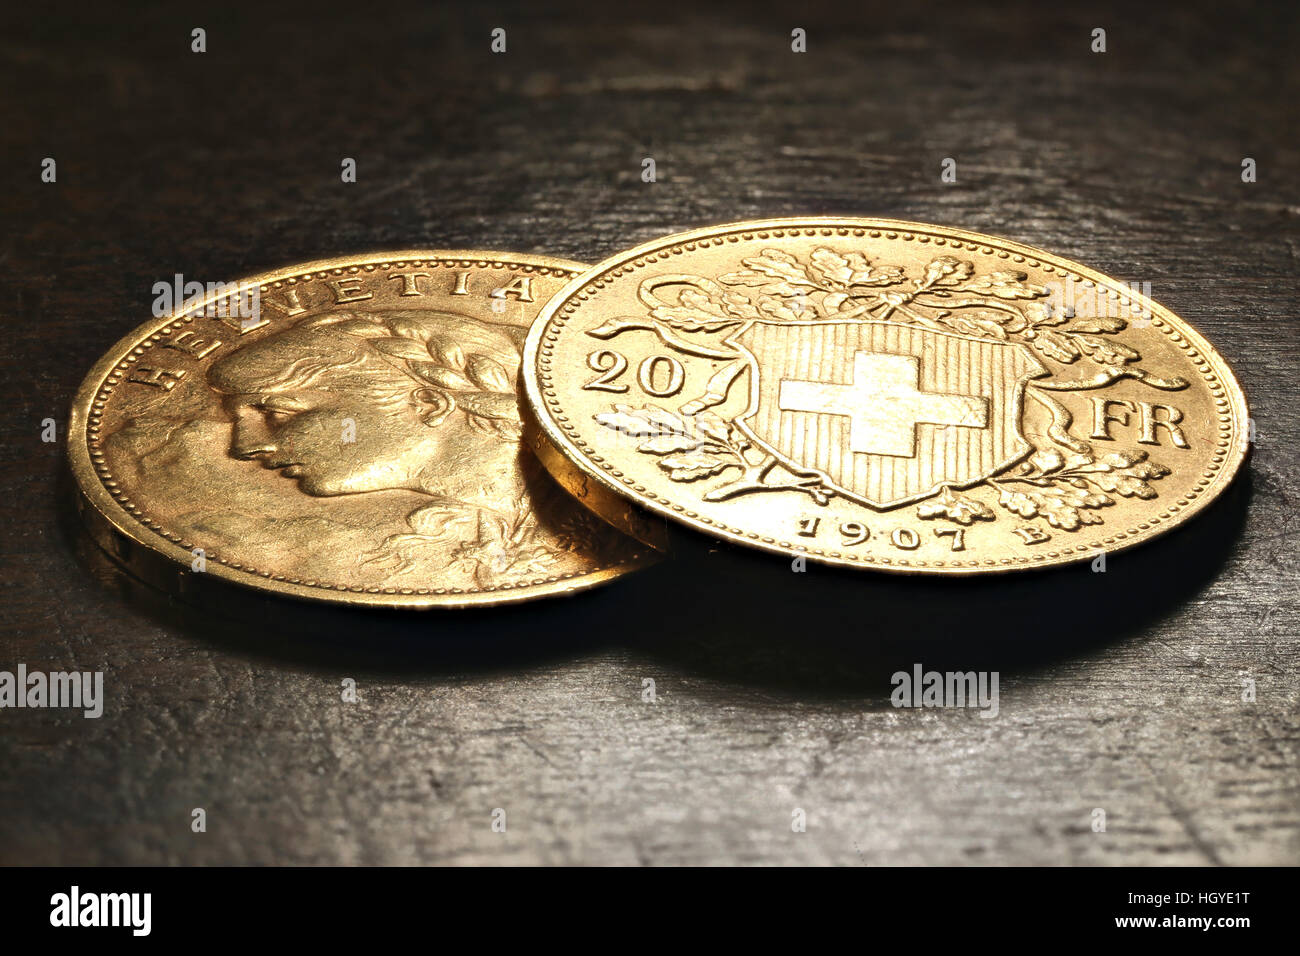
[778,350,988,458]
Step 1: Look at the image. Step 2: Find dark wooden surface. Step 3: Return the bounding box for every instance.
[2,0,1297,865]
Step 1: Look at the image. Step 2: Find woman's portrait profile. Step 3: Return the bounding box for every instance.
[190,308,610,586]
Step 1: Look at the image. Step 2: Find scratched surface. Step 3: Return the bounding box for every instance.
[1,1,1297,865]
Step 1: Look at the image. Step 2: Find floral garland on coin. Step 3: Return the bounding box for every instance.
[588,247,1186,532]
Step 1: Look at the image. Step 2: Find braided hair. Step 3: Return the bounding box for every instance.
[292,309,525,440]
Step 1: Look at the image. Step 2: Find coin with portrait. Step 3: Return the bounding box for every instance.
[69,252,655,607]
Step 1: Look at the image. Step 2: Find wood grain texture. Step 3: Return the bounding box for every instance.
[1,0,1297,865]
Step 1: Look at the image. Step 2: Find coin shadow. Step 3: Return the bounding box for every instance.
[61,466,1252,701]
[617,468,1254,705]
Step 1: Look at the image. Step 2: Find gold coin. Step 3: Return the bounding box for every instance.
[523,219,1250,573]
[69,251,655,608]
